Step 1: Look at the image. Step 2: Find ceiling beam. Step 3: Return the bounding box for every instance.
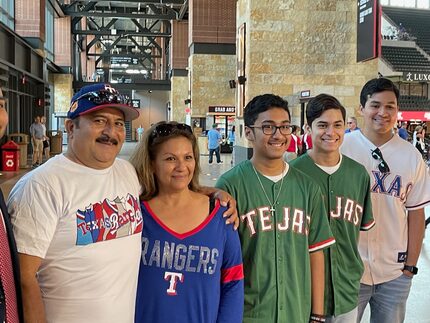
[75,30,171,37]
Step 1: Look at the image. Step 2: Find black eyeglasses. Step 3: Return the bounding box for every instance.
[249,124,292,135]
[371,148,390,173]
[72,90,131,107]
[150,123,193,140]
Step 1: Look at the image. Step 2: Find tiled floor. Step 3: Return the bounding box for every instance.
[1,142,429,322]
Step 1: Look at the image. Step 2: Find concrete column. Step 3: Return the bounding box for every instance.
[188,0,236,140]
[170,20,189,123]
[234,0,378,162]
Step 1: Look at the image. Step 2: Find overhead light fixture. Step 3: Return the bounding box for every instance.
[111,29,117,35]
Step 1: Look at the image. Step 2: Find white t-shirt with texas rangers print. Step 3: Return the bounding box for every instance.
[8,154,142,323]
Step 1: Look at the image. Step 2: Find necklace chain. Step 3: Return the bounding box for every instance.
[251,163,286,214]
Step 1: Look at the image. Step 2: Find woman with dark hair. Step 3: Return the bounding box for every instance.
[130,121,244,323]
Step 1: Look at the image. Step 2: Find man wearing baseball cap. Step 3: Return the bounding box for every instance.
[7,83,143,323]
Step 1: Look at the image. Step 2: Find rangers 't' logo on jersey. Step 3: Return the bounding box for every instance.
[164,272,184,296]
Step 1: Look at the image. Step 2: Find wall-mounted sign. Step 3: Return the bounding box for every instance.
[300,90,311,98]
[131,99,141,108]
[208,106,236,114]
[357,0,379,62]
[403,72,430,82]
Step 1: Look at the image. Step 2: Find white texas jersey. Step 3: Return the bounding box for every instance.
[341,130,430,285]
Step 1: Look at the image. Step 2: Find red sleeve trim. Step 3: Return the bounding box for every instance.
[360,220,376,231]
[221,264,244,283]
[309,237,335,253]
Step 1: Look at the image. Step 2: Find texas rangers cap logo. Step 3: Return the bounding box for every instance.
[69,101,78,114]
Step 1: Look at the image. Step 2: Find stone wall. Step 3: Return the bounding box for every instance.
[54,74,73,113]
[189,54,236,117]
[170,76,189,122]
[233,0,378,160]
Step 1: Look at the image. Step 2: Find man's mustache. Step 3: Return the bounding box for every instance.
[96,135,118,145]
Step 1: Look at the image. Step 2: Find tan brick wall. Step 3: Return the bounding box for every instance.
[170,76,189,123]
[54,16,72,67]
[189,54,236,117]
[171,21,189,69]
[190,0,236,45]
[54,74,73,114]
[15,0,45,41]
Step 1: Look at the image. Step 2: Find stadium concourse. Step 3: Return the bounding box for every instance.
[0,141,429,323]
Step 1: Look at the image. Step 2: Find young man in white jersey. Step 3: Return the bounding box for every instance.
[341,78,430,323]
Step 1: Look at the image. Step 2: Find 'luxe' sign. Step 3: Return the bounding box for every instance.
[403,72,430,82]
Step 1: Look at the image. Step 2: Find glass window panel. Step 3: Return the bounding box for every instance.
[417,0,430,8]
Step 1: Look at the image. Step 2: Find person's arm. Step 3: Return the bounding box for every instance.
[310,250,325,315]
[19,253,47,323]
[217,220,244,323]
[199,186,238,229]
[403,208,425,277]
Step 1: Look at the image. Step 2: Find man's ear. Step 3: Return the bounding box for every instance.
[359,105,364,116]
[244,126,254,142]
[65,119,74,137]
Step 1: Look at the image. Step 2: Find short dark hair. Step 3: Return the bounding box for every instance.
[306,93,346,126]
[360,78,399,107]
[243,94,290,126]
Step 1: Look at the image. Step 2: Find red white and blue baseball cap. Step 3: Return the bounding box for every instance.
[68,83,139,121]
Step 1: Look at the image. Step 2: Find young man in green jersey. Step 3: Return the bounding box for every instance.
[290,94,375,323]
[216,94,335,323]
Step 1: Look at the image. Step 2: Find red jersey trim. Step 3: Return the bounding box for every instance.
[309,237,336,253]
[360,220,376,231]
[221,264,244,283]
[143,199,220,240]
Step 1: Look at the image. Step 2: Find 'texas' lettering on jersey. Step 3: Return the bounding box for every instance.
[371,171,412,202]
[241,206,310,237]
[75,194,142,245]
[141,237,219,274]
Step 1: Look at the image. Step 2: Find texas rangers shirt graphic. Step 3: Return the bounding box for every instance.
[75,193,142,245]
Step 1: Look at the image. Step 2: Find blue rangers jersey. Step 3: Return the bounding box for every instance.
[135,199,244,323]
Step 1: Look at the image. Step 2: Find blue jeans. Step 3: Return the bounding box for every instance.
[326,307,358,323]
[209,147,221,163]
[357,274,412,323]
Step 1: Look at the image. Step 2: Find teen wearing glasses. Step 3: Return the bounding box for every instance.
[216,94,335,323]
[341,78,430,323]
[130,121,244,323]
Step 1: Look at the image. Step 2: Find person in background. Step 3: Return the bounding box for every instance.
[216,94,335,323]
[412,125,425,157]
[344,116,360,133]
[0,87,22,323]
[398,122,408,141]
[131,121,244,323]
[29,116,44,167]
[136,124,144,142]
[228,125,236,148]
[302,124,313,153]
[283,125,301,161]
[40,116,50,161]
[290,94,374,323]
[341,78,430,323]
[207,123,223,164]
